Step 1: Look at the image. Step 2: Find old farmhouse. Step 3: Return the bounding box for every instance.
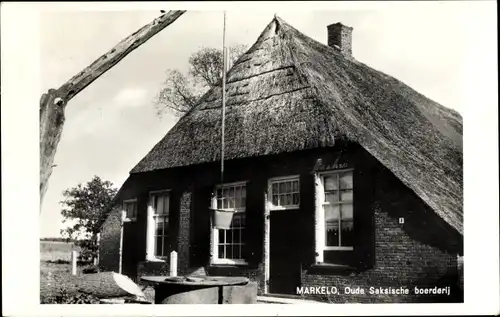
[98,16,463,303]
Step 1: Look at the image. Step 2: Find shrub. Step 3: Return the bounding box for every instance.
[41,289,101,304]
[75,239,98,265]
[82,265,99,274]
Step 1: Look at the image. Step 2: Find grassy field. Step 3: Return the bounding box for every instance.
[40,240,81,262]
[40,240,90,303]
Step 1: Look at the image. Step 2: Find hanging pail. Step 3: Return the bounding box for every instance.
[210,208,235,230]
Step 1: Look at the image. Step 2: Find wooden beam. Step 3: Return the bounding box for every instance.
[40,10,186,204]
[57,10,186,104]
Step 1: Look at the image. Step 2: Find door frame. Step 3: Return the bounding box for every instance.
[263,175,301,294]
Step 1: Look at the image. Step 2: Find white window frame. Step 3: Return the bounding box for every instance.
[267,175,301,211]
[146,189,171,262]
[211,181,248,265]
[316,169,354,255]
[122,199,137,222]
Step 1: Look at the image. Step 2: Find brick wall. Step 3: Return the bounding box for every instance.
[301,209,460,303]
[178,191,192,275]
[299,161,462,303]
[98,205,121,272]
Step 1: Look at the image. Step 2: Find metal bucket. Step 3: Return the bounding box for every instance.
[210,208,235,229]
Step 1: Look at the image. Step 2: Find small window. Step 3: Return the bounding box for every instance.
[321,170,354,250]
[123,200,137,221]
[269,176,300,210]
[151,192,170,257]
[212,182,247,264]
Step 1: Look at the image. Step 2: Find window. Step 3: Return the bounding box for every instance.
[268,176,300,210]
[151,191,170,257]
[212,182,247,264]
[321,170,354,250]
[123,199,137,221]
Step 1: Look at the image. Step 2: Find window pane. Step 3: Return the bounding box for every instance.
[226,229,233,243]
[272,183,278,195]
[226,244,233,259]
[340,203,354,245]
[237,244,242,259]
[325,204,340,246]
[272,195,279,206]
[228,187,235,199]
[165,216,170,231]
[218,229,225,243]
[155,219,164,236]
[285,181,291,193]
[339,172,353,189]
[236,229,242,244]
[340,189,353,202]
[281,182,288,193]
[324,175,338,191]
[292,193,299,205]
[325,191,339,203]
[326,222,339,247]
[162,237,168,257]
[292,180,299,192]
[156,196,164,215]
[217,188,222,199]
[232,216,241,228]
[285,194,291,205]
[217,198,223,209]
[218,245,225,259]
[235,187,241,207]
[341,204,353,221]
[325,204,340,222]
[155,236,163,256]
[163,195,169,215]
[340,219,354,247]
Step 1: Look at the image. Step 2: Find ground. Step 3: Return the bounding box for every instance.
[40,240,272,304]
[40,240,101,303]
[40,261,87,303]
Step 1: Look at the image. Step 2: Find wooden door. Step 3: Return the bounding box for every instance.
[121,222,138,281]
[269,209,302,295]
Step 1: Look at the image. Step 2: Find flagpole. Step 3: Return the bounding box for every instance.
[221,11,227,185]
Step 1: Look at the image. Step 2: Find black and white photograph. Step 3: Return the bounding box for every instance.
[1,1,498,315]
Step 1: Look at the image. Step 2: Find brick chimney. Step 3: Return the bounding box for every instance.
[327,23,353,57]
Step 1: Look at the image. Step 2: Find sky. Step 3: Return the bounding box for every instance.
[38,2,494,237]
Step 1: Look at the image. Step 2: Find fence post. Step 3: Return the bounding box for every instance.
[71,250,78,275]
[170,251,177,277]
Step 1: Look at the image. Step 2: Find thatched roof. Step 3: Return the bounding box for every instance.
[131,17,463,234]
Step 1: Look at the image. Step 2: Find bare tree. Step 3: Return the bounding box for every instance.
[155,44,247,116]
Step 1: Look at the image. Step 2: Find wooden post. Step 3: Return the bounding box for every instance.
[71,250,78,275]
[170,251,178,277]
[95,233,101,266]
[39,10,186,205]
